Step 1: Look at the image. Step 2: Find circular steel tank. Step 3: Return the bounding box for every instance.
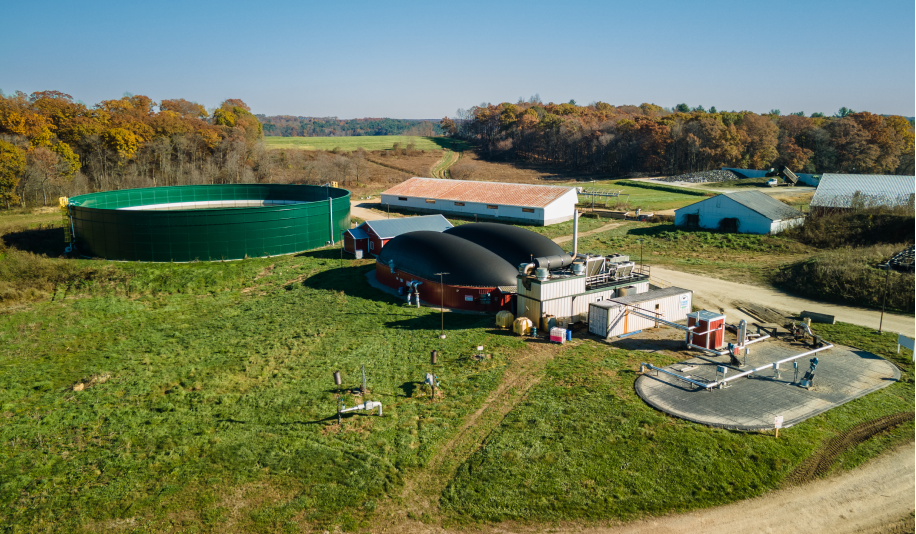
[67,184,350,262]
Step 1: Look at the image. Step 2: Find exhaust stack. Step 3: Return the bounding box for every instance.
[572,209,580,257]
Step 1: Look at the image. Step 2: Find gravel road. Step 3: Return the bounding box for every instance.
[651,266,914,337]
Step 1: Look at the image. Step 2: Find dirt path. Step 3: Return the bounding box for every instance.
[553,222,625,244]
[650,266,915,337]
[375,341,562,530]
[350,200,395,222]
[431,150,460,179]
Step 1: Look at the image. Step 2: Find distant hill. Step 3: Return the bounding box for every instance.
[256,115,442,137]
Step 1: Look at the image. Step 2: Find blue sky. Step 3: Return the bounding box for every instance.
[2,0,913,118]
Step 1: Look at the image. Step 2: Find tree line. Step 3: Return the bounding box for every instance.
[259,116,442,137]
[0,91,266,208]
[439,101,915,176]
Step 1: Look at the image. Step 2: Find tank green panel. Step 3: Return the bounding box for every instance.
[69,184,350,262]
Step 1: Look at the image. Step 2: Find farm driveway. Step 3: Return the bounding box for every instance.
[650,266,915,337]
[553,221,624,244]
[350,200,393,222]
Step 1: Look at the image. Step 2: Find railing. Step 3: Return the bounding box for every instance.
[585,272,649,291]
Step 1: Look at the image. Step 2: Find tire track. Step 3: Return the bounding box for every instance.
[783,411,914,486]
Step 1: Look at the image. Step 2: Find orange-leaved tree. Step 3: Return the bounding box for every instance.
[0,139,26,208]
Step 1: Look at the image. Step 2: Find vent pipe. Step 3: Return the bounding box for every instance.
[572,209,580,257]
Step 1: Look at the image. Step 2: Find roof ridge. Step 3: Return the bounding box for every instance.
[404,176,573,189]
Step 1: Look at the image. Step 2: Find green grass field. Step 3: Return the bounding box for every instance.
[576,180,709,212]
[570,222,813,285]
[263,136,472,152]
[441,323,913,522]
[0,243,528,531]
[0,207,912,532]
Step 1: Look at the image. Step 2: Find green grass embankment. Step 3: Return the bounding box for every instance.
[571,222,811,284]
[441,322,914,522]
[0,247,524,532]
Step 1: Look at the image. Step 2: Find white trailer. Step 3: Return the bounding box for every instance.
[588,287,693,338]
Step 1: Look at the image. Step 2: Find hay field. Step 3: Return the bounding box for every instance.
[264,135,471,152]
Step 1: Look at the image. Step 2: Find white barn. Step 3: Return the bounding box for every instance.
[674,191,804,235]
[380,177,578,226]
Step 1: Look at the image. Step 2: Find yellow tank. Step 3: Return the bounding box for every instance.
[541,314,556,332]
[512,317,533,336]
[495,310,515,329]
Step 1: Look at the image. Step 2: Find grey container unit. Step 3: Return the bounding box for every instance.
[517,277,650,327]
[588,286,693,338]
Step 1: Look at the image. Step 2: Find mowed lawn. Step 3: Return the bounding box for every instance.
[575,180,710,212]
[264,136,472,152]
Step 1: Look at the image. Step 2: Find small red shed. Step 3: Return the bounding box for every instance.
[687,310,726,350]
[346,215,453,257]
[343,226,370,257]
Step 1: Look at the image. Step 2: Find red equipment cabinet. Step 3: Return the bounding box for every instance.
[687,310,726,350]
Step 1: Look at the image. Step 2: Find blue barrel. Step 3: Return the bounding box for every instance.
[566,329,572,341]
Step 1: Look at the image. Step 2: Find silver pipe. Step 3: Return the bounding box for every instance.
[328,196,335,245]
[687,342,729,355]
[713,344,834,386]
[640,343,834,391]
[796,321,814,337]
[743,334,771,346]
[641,363,711,389]
[572,209,579,257]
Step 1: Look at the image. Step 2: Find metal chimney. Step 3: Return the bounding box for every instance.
[572,209,580,257]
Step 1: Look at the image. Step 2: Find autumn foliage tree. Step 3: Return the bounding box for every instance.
[0,90,265,206]
[441,101,915,176]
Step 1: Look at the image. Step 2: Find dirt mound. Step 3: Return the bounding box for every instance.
[656,170,741,183]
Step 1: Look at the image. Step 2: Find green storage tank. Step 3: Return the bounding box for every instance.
[68,184,350,262]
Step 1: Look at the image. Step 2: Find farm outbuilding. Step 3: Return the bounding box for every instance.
[809,174,915,215]
[380,177,578,226]
[343,214,452,257]
[674,191,804,234]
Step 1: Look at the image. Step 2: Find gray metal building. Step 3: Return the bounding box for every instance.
[809,174,915,214]
[674,191,804,234]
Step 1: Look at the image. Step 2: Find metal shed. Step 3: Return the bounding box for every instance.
[674,191,804,234]
[588,287,693,338]
[345,214,453,256]
[809,174,915,214]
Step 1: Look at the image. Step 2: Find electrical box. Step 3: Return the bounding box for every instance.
[687,310,726,350]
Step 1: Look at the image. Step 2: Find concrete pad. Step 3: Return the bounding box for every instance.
[635,340,901,431]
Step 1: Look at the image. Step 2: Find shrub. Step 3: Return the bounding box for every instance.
[786,207,914,249]
[777,243,915,312]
